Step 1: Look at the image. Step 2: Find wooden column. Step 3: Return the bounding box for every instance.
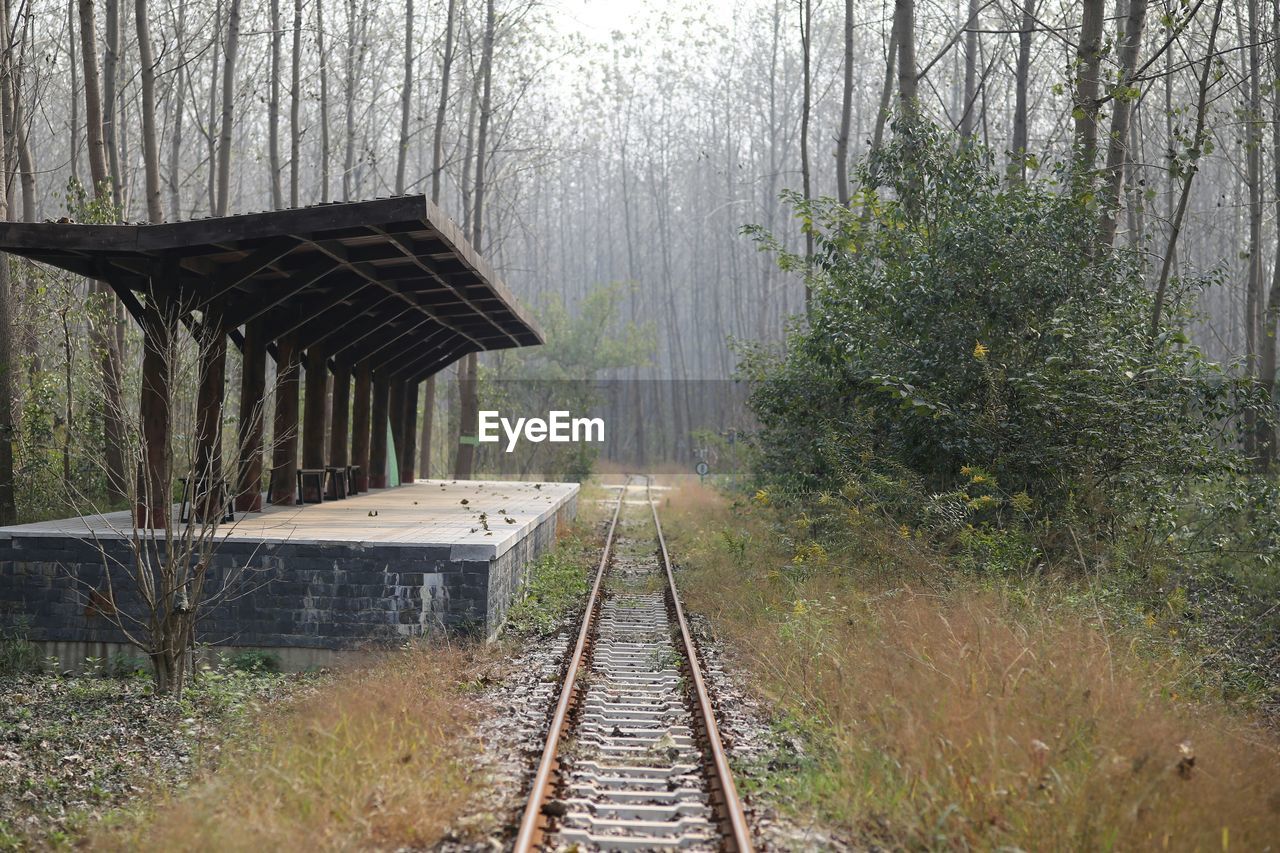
[418,375,435,480]
[193,299,228,522]
[136,286,177,528]
[329,363,351,468]
[369,373,390,488]
[401,381,419,483]
[301,347,329,501]
[351,363,371,491]
[235,317,268,512]
[388,378,406,483]
[268,334,301,506]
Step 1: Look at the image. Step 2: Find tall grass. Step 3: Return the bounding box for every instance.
[665,484,1280,850]
[95,644,491,852]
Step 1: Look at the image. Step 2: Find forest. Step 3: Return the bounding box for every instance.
[0,0,1279,848]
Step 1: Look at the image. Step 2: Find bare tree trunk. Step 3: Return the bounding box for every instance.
[798,0,812,266]
[166,0,185,217]
[1008,0,1035,183]
[430,0,455,203]
[455,0,495,482]
[268,0,283,209]
[1243,0,1263,458]
[395,0,412,194]
[78,0,128,506]
[317,0,330,202]
[1259,0,1280,468]
[102,0,122,209]
[958,0,979,142]
[215,0,241,216]
[422,0,455,477]
[894,0,917,115]
[835,0,852,205]
[289,0,300,206]
[0,0,17,524]
[342,0,356,201]
[136,0,164,223]
[1072,0,1105,175]
[1098,0,1147,248]
[1152,0,1223,334]
[69,0,81,183]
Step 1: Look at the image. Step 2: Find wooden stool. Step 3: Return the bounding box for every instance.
[348,464,362,493]
[179,476,235,524]
[325,466,348,500]
[296,468,326,505]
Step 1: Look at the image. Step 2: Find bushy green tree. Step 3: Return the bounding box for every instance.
[742,121,1248,532]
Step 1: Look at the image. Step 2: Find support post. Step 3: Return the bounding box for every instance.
[369,372,390,488]
[329,362,351,468]
[351,363,371,491]
[401,381,419,482]
[268,333,301,505]
[301,347,328,501]
[193,299,228,521]
[235,317,267,512]
[389,378,406,482]
[136,284,177,528]
[418,375,435,479]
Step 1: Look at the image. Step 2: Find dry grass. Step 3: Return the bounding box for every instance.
[664,483,1280,850]
[92,644,496,852]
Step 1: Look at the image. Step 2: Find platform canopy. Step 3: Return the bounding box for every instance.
[0,195,543,526]
[0,195,542,382]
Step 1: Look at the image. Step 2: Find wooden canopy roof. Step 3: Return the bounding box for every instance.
[0,195,542,383]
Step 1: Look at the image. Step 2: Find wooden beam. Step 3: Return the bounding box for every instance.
[222,260,342,329]
[351,363,372,491]
[268,282,375,342]
[135,285,178,528]
[301,347,329,500]
[235,317,268,512]
[269,333,301,506]
[327,309,436,365]
[197,236,300,307]
[370,226,523,346]
[292,293,405,352]
[369,374,390,488]
[307,238,485,349]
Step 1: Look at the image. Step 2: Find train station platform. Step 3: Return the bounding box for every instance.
[0,480,578,669]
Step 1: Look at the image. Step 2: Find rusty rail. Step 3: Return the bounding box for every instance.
[512,475,753,852]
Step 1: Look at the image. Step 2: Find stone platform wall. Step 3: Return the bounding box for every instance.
[0,492,576,665]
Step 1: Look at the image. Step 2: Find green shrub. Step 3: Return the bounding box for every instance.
[226,649,282,673]
[0,618,43,676]
[742,120,1243,529]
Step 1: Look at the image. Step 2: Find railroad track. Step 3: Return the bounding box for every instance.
[513,475,753,852]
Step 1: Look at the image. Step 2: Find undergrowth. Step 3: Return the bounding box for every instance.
[665,482,1280,850]
[90,644,494,852]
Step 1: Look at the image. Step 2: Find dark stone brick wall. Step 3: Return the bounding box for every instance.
[0,494,576,652]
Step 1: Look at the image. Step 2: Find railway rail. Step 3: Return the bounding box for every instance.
[513,475,753,852]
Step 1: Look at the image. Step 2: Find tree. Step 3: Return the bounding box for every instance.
[395,0,413,196]
[0,0,16,524]
[455,0,495,481]
[77,0,129,507]
[215,0,241,215]
[835,0,852,205]
[269,0,283,209]
[1071,0,1105,174]
[1007,0,1035,183]
[135,0,164,223]
[894,0,917,115]
[1152,0,1224,334]
[1098,0,1148,248]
